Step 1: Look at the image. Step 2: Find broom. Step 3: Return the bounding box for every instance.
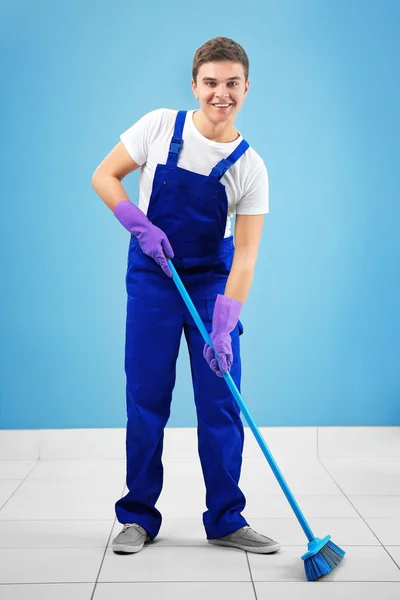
[168,259,345,582]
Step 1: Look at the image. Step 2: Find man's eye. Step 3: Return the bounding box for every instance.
[206,81,238,87]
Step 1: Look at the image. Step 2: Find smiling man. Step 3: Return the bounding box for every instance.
[92,36,279,556]
[192,62,247,141]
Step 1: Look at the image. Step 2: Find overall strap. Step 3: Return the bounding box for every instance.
[166,110,186,167]
[209,139,250,180]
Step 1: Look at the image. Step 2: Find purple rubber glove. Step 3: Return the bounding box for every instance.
[203,294,243,377]
[114,200,174,277]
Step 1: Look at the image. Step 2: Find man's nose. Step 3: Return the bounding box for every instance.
[215,86,229,98]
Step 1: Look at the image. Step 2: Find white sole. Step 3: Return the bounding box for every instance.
[112,542,146,553]
[112,537,151,554]
[208,540,281,553]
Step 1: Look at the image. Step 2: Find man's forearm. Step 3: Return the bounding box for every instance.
[224,253,256,304]
[92,174,129,212]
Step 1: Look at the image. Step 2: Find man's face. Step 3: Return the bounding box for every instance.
[191,61,250,124]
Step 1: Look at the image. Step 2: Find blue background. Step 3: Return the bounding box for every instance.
[1,0,399,429]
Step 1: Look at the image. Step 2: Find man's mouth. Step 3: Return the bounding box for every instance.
[211,103,234,110]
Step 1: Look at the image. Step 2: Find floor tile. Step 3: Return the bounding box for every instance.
[248,546,400,582]
[162,428,200,462]
[0,431,39,461]
[0,481,22,509]
[322,460,400,495]
[99,545,251,582]
[0,479,124,520]
[365,520,400,545]
[244,493,359,519]
[386,547,400,568]
[156,486,207,518]
[240,459,342,496]
[349,496,400,519]
[39,429,124,460]
[255,582,400,599]
[28,460,125,480]
[163,460,204,480]
[243,427,317,459]
[318,427,400,461]
[0,462,37,480]
[249,517,380,546]
[94,581,256,599]
[0,520,114,548]
[0,548,104,584]
[0,583,94,600]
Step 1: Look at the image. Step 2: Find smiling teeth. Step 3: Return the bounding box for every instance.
[214,104,230,107]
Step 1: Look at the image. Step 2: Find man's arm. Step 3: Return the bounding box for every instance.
[91,141,140,211]
[224,213,265,304]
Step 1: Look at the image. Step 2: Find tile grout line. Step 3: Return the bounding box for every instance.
[93,579,400,583]
[316,456,400,572]
[0,543,396,550]
[245,552,258,600]
[89,479,126,600]
[0,461,41,513]
[2,579,400,585]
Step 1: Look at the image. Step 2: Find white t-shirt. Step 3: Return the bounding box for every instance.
[120,108,269,237]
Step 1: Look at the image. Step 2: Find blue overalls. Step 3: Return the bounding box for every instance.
[115,110,251,540]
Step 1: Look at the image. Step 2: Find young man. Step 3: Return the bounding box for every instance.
[92,37,280,555]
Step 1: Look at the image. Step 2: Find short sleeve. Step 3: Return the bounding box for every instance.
[236,160,269,215]
[120,109,164,167]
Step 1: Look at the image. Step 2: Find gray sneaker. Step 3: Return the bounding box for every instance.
[208,526,280,554]
[112,523,152,554]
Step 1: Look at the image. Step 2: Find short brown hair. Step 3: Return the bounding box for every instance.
[192,37,249,83]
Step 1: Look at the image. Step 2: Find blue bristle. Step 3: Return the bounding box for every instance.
[304,540,345,581]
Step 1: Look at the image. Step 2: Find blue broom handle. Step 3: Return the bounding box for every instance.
[168,259,315,542]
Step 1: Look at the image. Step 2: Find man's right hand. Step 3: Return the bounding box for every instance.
[113,199,174,278]
[137,224,174,278]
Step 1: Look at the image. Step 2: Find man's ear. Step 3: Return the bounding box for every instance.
[191,79,199,99]
[244,79,250,98]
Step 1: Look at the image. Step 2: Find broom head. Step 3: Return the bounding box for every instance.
[302,535,345,581]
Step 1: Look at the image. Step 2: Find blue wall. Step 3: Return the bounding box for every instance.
[1,0,399,429]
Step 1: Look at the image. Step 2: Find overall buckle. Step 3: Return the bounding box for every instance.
[169,137,183,154]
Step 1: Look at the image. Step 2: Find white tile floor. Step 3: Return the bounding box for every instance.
[0,429,400,599]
